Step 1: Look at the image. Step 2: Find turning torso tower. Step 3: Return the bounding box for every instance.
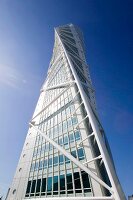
[7,24,126,200]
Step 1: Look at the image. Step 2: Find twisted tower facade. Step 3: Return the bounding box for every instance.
[7,24,126,200]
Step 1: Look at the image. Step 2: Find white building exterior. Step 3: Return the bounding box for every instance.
[7,24,126,200]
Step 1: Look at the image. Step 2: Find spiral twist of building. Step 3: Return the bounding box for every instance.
[7,24,126,200]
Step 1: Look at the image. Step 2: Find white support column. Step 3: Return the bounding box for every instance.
[45,81,75,91]
[84,155,102,165]
[55,29,125,200]
[78,133,94,147]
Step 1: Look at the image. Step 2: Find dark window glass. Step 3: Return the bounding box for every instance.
[41,178,46,193]
[60,175,65,190]
[59,155,64,164]
[71,150,77,158]
[65,156,70,163]
[49,158,52,167]
[36,179,41,194]
[44,159,47,168]
[74,172,81,189]
[77,148,84,160]
[66,173,73,193]
[26,181,31,194]
[75,131,81,141]
[81,171,91,189]
[39,160,43,170]
[54,156,58,166]
[53,176,58,191]
[47,177,52,191]
[31,180,36,194]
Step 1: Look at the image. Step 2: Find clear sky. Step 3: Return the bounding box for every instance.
[0,0,132,198]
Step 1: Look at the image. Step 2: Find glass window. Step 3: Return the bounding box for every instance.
[70,104,75,112]
[63,121,67,132]
[53,176,58,191]
[49,158,53,167]
[64,135,68,145]
[39,160,43,170]
[44,159,48,169]
[66,173,73,193]
[72,116,78,125]
[58,123,62,134]
[36,179,41,194]
[66,107,70,115]
[45,143,49,151]
[47,177,52,191]
[60,175,65,191]
[65,156,70,164]
[81,171,91,189]
[59,138,63,146]
[41,178,46,193]
[71,150,77,158]
[31,180,36,194]
[49,143,53,151]
[69,132,74,142]
[75,130,81,141]
[67,118,72,127]
[35,161,39,171]
[74,172,81,191]
[77,148,85,160]
[53,156,58,166]
[59,155,64,164]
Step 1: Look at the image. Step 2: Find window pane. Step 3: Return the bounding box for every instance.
[66,173,73,191]
[72,117,78,125]
[75,131,81,141]
[60,175,65,190]
[65,156,70,163]
[44,159,47,168]
[39,161,43,170]
[54,156,58,166]
[64,135,68,145]
[81,171,91,189]
[59,138,63,146]
[36,179,41,193]
[49,158,52,167]
[41,178,46,192]
[69,132,74,142]
[31,180,36,193]
[59,155,64,164]
[47,177,52,191]
[77,148,85,160]
[74,172,81,189]
[35,162,38,171]
[53,176,58,191]
[71,150,77,158]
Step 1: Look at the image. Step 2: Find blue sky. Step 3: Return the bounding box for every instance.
[0,0,132,198]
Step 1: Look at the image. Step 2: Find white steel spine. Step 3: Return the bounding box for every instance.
[55,27,126,200]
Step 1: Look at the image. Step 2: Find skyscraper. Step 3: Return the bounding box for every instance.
[7,24,126,200]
